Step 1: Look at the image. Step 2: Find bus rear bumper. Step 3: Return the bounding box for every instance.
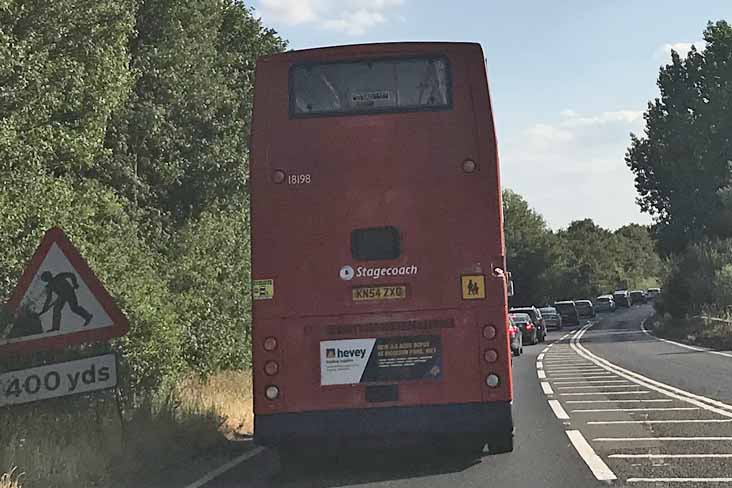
[254,401,512,448]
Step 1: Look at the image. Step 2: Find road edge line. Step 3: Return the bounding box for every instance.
[641,318,732,359]
[183,446,265,488]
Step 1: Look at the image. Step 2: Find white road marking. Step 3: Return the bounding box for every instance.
[566,399,672,404]
[611,453,732,459]
[537,369,546,379]
[536,361,543,369]
[641,319,732,359]
[553,380,630,385]
[548,375,616,380]
[627,478,732,483]
[558,385,643,390]
[572,407,699,413]
[548,399,570,420]
[537,353,545,360]
[183,447,265,488]
[572,324,732,418]
[541,382,554,395]
[588,419,732,425]
[595,437,732,442]
[565,430,617,481]
[546,368,606,372]
[561,391,650,396]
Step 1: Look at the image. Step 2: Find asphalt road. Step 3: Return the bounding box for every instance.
[201,305,732,487]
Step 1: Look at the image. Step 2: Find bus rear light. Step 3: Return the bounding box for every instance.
[272,170,286,184]
[485,374,500,387]
[462,159,477,173]
[483,349,498,363]
[264,361,280,376]
[263,336,278,352]
[265,385,280,400]
[482,325,497,339]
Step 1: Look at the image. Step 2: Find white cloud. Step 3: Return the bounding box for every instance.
[500,109,650,230]
[659,41,705,59]
[255,0,404,35]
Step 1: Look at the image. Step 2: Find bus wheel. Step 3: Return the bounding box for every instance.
[487,433,514,454]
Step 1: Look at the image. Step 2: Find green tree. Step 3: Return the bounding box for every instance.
[502,189,558,306]
[626,20,732,254]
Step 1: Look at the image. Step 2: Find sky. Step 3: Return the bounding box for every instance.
[251,0,732,230]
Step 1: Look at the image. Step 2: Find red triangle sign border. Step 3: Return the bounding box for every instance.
[2,227,129,356]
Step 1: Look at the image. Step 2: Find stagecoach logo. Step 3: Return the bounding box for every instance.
[339,264,418,281]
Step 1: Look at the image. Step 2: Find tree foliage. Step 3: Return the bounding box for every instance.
[626,20,732,254]
[1,0,285,394]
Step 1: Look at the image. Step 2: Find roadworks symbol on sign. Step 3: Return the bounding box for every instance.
[0,228,129,355]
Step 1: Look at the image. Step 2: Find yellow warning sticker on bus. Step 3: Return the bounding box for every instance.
[253,279,274,300]
[461,275,486,300]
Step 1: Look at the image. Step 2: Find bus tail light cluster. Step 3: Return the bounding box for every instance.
[264,360,279,376]
[265,385,280,400]
[263,336,278,352]
[483,349,498,363]
[485,374,500,388]
[482,325,497,339]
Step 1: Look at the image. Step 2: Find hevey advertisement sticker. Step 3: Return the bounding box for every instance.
[320,335,442,386]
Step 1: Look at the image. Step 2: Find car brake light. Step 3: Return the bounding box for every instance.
[526,324,534,330]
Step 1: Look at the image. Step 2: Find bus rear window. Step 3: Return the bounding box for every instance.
[352,226,400,261]
[290,57,451,117]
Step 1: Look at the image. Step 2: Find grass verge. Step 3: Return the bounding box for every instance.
[648,314,732,350]
[0,370,254,488]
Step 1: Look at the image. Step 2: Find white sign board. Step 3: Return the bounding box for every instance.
[0,353,117,406]
[320,338,375,386]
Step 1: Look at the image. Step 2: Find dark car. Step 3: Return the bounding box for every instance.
[595,295,616,312]
[510,313,538,345]
[553,301,580,326]
[574,299,596,319]
[630,290,647,305]
[539,306,563,330]
[613,290,632,307]
[647,287,661,300]
[508,315,523,356]
[509,306,546,342]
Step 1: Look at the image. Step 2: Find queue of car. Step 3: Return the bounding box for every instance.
[507,287,661,356]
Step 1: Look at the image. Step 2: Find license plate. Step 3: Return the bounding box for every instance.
[352,285,407,301]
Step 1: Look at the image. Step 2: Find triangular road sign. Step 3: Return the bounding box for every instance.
[1,228,129,355]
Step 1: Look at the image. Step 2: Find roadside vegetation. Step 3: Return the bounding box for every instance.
[625,21,732,345]
[1,0,275,485]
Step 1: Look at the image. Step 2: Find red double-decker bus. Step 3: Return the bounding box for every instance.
[250,42,513,455]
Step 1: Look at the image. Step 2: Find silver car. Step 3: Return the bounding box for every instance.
[595,295,616,312]
[539,307,563,330]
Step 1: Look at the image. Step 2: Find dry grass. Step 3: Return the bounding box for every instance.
[0,370,253,488]
[177,370,254,437]
[0,468,23,488]
[651,314,732,350]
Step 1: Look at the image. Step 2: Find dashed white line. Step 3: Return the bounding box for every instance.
[565,430,617,481]
[537,369,546,379]
[537,353,545,360]
[588,419,732,425]
[548,399,570,420]
[536,361,543,369]
[572,407,699,413]
[541,382,554,395]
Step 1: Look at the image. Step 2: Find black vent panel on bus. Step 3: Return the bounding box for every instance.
[351,226,400,261]
[365,385,399,403]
